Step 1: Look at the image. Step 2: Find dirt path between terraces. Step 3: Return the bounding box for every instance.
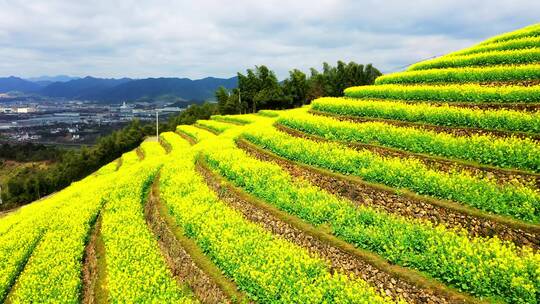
[81,214,108,304]
[144,176,240,304]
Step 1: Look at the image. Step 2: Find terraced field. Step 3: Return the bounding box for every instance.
[0,24,538,303]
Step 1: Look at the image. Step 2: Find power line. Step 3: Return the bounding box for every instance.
[384,54,444,73]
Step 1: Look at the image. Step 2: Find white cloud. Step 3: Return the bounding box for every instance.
[0,0,538,79]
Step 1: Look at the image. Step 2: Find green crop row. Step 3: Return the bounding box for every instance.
[311,97,540,133]
[344,83,540,103]
[160,133,394,303]
[375,64,540,85]
[95,160,119,175]
[7,173,113,302]
[278,110,540,172]
[161,132,193,151]
[100,144,194,303]
[211,114,262,125]
[0,169,118,302]
[120,150,140,166]
[0,213,19,236]
[242,125,540,222]
[176,125,215,143]
[195,119,234,134]
[211,114,251,124]
[204,132,540,303]
[408,48,540,71]
[479,23,540,46]
[140,141,167,158]
[447,37,540,57]
[0,189,63,237]
[257,109,281,117]
[0,214,46,302]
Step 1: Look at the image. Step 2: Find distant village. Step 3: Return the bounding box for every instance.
[0,97,185,145]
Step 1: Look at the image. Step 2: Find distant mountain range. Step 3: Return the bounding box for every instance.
[0,75,238,103]
[27,75,80,83]
[0,76,43,93]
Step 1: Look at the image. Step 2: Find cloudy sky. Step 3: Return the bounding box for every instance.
[0,0,538,79]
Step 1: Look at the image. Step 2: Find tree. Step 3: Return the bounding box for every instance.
[1,119,157,209]
[253,86,290,110]
[237,69,259,113]
[223,89,242,114]
[283,69,308,107]
[215,86,230,114]
[215,61,381,114]
[306,61,382,99]
[166,102,218,129]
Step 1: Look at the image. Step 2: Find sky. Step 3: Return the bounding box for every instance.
[0,0,539,79]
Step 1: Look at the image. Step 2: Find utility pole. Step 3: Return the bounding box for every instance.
[156,110,159,141]
[238,89,242,114]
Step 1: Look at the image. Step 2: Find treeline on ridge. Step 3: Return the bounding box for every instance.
[1,121,155,208]
[215,61,381,114]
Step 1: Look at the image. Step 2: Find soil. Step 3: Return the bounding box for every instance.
[81,215,107,304]
[405,101,540,112]
[478,80,540,87]
[175,131,197,145]
[136,147,144,160]
[159,138,172,154]
[144,177,233,304]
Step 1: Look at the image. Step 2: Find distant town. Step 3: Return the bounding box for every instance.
[0,94,185,146]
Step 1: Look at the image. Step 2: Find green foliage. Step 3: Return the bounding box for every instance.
[375,64,540,84]
[278,110,540,172]
[282,69,308,107]
[237,65,285,112]
[211,114,269,125]
[0,167,116,302]
[1,145,195,303]
[0,215,44,302]
[100,143,194,303]
[195,119,234,134]
[447,37,540,57]
[311,97,540,133]
[344,83,540,103]
[1,120,152,208]
[310,62,382,98]
[407,48,540,71]
[215,86,233,114]
[176,125,215,143]
[0,143,64,162]
[478,23,540,46]
[166,102,218,130]
[257,109,280,117]
[219,61,381,115]
[204,134,540,303]
[7,173,112,303]
[242,126,540,222]
[160,133,393,303]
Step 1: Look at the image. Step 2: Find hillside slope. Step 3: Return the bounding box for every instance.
[0,24,539,303]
